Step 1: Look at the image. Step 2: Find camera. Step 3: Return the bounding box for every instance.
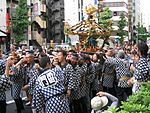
[34,57,39,64]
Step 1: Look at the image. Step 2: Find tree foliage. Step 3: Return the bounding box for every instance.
[108,81,150,113]
[136,23,147,34]
[98,7,113,48]
[117,12,127,43]
[12,0,29,45]
[98,7,113,39]
[136,23,149,41]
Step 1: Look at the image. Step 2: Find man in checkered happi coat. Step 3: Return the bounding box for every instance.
[32,56,69,113]
[0,57,14,113]
[128,42,150,93]
[115,50,132,106]
[101,48,117,96]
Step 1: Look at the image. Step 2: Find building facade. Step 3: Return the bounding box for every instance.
[0,0,19,51]
[132,0,140,26]
[27,0,47,48]
[128,0,141,39]
[0,0,7,36]
[46,0,65,44]
[100,0,128,36]
[64,0,95,25]
[0,0,7,50]
[64,0,81,26]
[46,0,96,44]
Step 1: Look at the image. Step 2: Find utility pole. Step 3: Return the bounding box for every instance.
[97,0,103,24]
[137,26,139,44]
[10,0,13,44]
[27,0,33,50]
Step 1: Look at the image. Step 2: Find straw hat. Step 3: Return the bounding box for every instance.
[91,96,108,110]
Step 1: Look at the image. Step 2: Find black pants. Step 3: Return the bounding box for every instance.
[103,86,117,97]
[0,100,6,113]
[71,97,88,113]
[14,97,24,113]
[115,86,132,106]
[91,90,97,99]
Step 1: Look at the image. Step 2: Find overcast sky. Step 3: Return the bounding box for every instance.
[140,0,150,29]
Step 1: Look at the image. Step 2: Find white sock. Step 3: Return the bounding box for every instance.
[32,108,36,113]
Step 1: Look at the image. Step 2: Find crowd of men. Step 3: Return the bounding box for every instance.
[0,41,150,113]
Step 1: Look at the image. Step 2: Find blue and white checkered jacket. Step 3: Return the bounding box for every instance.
[32,66,70,113]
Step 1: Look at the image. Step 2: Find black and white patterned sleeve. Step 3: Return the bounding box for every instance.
[86,63,96,84]
[32,80,44,112]
[28,68,39,94]
[73,65,81,91]
[0,59,6,75]
[66,65,74,90]
[134,58,149,81]
[0,75,12,92]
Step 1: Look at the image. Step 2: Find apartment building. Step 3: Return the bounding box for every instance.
[46,0,65,44]
[128,0,141,39]
[64,0,95,25]
[0,0,7,37]
[46,0,95,44]
[101,0,128,36]
[0,0,7,49]
[27,0,46,48]
[132,0,140,26]
[0,0,19,50]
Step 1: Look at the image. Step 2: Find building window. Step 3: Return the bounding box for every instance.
[81,12,83,20]
[113,11,118,16]
[78,0,80,9]
[112,11,128,17]
[124,2,128,9]
[81,0,83,6]
[78,12,80,21]
[103,2,128,8]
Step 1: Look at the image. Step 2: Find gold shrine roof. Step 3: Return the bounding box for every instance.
[68,19,106,36]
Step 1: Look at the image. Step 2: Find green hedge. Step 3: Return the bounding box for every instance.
[106,81,150,113]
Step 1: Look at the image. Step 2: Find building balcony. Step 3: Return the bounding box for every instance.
[111,16,128,22]
[112,26,128,31]
[109,7,128,13]
[51,8,60,14]
[40,28,47,38]
[40,12,47,20]
[34,16,46,29]
[51,20,60,26]
[6,0,18,4]
[40,4,46,13]
[41,0,46,4]
[53,0,60,2]
[51,8,64,13]
[33,30,45,46]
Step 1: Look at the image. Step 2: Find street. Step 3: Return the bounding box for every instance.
[6,101,32,113]
[6,90,32,113]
